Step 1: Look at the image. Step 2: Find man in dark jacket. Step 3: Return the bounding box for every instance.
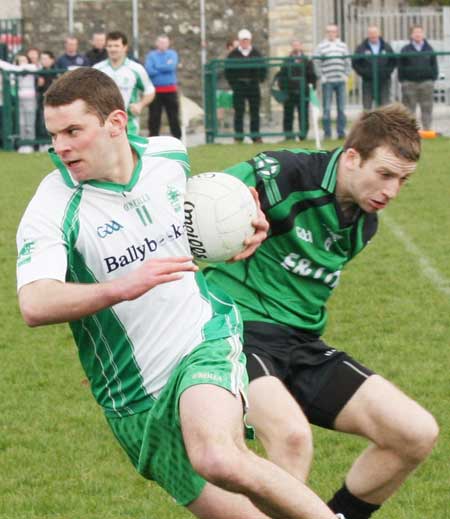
[56,36,89,70]
[352,26,396,110]
[398,25,438,130]
[225,29,267,143]
[277,39,317,140]
[85,32,107,66]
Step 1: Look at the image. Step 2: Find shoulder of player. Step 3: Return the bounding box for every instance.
[93,59,109,70]
[23,170,78,222]
[125,58,147,72]
[257,149,330,187]
[144,136,187,155]
[141,136,189,175]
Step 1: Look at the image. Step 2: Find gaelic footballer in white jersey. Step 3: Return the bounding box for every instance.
[16,135,241,418]
[94,58,155,134]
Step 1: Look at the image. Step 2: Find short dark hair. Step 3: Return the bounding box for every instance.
[344,103,421,163]
[41,50,55,60]
[44,67,125,123]
[106,31,128,46]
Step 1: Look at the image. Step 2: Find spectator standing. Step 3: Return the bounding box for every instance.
[85,32,107,66]
[398,25,438,130]
[314,24,350,139]
[94,31,155,135]
[145,34,181,139]
[56,36,89,70]
[36,50,57,150]
[225,29,267,143]
[216,39,239,129]
[277,39,317,140]
[352,26,396,110]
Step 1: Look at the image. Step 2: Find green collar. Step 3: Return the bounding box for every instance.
[49,133,148,193]
[321,147,343,193]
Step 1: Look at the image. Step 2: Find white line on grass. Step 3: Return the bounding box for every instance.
[382,213,450,297]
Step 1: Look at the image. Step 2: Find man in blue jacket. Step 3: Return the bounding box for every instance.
[398,25,438,130]
[145,35,181,139]
[352,26,396,110]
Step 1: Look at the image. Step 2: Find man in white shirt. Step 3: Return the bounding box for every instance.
[94,31,155,135]
[16,66,338,519]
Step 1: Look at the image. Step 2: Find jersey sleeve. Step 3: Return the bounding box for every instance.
[16,176,70,291]
[137,63,155,96]
[224,161,257,187]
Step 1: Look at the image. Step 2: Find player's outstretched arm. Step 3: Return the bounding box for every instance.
[19,256,198,327]
[230,187,269,262]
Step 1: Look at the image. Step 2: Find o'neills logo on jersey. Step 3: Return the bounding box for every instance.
[104,223,184,273]
[123,193,151,211]
[184,201,207,259]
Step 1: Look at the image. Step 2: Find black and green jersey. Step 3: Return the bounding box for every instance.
[204,148,378,335]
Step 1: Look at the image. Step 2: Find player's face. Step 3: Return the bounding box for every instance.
[45,99,114,183]
[343,146,417,213]
[106,39,127,62]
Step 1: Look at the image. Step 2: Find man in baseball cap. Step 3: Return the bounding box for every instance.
[225,28,266,143]
[238,29,252,40]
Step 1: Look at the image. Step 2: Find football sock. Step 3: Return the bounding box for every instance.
[328,484,381,519]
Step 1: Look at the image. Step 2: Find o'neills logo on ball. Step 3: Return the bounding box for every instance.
[184,201,208,259]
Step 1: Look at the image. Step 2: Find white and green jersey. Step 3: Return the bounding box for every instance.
[94,58,155,135]
[17,135,241,418]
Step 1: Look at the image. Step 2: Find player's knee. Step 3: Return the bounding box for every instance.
[276,424,313,459]
[396,410,439,464]
[190,445,246,491]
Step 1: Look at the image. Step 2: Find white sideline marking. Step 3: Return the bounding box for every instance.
[382,214,450,297]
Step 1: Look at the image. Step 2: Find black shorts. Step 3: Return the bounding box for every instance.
[244,321,374,429]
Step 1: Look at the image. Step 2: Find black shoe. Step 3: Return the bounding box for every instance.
[253,137,263,143]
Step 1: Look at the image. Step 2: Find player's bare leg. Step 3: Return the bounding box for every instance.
[332,375,438,505]
[181,384,335,519]
[247,376,313,482]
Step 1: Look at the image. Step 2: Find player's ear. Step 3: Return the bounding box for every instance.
[343,148,361,171]
[107,109,128,137]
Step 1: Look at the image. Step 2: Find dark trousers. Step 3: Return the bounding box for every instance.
[283,95,310,139]
[362,79,391,110]
[232,85,261,138]
[148,92,182,139]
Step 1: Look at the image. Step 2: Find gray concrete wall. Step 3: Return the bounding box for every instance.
[19,0,269,101]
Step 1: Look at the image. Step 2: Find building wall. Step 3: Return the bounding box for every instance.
[0,0,21,20]
[19,0,269,101]
[268,0,314,56]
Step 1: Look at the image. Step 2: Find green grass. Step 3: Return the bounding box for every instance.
[1,139,450,518]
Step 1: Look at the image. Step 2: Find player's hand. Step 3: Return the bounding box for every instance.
[115,256,198,301]
[129,102,142,116]
[229,187,269,262]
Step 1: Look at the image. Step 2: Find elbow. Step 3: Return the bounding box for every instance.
[20,302,46,327]
[18,293,49,327]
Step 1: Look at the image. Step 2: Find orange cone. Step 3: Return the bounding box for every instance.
[418,130,439,139]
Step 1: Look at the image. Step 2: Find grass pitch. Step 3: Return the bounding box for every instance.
[1,139,449,519]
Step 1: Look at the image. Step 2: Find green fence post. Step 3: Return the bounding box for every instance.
[2,70,14,150]
[204,61,215,144]
[372,54,380,107]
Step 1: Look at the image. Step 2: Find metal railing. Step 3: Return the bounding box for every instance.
[203,51,450,143]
